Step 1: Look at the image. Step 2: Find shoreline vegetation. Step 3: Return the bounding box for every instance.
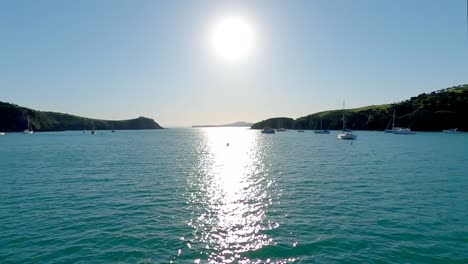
[0,102,163,132]
[1,84,466,133]
[251,84,468,132]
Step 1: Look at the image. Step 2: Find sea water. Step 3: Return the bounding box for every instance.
[1,128,467,263]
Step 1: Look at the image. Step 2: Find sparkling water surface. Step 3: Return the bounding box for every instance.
[1,128,467,263]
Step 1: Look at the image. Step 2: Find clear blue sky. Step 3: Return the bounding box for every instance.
[1,0,467,126]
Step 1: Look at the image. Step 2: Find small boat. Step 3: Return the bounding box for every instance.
[385,109,415,134]
[338,131,357,139]
[0,132,5,136]
[261,127,275,134]
[91,129,96,135]
[276,119,286,132]
[443,128,461,134]
[337,102,357,140]
[314,119,330,134]
[393,128,415,135]
[23,116,34,134]
[384,109,397,133]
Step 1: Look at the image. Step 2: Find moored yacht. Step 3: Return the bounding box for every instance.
[23,116,33,134]
[337,102,357,140]
[261,127,275,134]
[393,128,415,135]
[443,128,461,133]
[385,109,415,134]
[384,109,397,133]
[314,119,330,134]
[338,131,357,139]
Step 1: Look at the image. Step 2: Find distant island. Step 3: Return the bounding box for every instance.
[0,101,163,132]
[252,84,468,132]
[192,121,253,128]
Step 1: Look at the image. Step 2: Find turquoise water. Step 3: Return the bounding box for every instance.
[1,128,467,263]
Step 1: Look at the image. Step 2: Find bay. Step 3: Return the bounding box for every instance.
[0,128,467,263]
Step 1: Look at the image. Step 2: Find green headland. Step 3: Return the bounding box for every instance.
[0,102,163,132]
[252,84,468,131]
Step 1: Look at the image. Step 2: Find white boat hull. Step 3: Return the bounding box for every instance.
[0,132,5,136]
[393,129,415,135]
[338,132,357,140]
[23,130,33,134]
[443,129,461,134]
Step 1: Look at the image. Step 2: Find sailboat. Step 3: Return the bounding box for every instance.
[442,128,461,134]
[261,127,275,134]
[0,131,5,136]
[276,119,286,132]
[23,116,33,134]
[385,109,397,133]
[337,102,357,140]
[314,119,330,134]
[393,128,415,135]
[385,109,415,134]
[91,123,96,134]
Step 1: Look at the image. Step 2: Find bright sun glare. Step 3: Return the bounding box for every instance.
[212,16,255,62]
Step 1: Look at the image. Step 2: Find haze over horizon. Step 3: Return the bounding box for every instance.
[1,0,467,127]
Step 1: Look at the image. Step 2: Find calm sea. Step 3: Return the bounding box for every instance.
[1,128,467,263]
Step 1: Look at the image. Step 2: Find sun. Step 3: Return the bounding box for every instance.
[212,16,255,62]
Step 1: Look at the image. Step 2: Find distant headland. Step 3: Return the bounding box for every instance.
[192,121,253,128]
[0,101,163,132]
[252,84,468,132]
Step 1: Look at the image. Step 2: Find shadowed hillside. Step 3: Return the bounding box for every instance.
[0,102,163,132]
[252,84,468,131]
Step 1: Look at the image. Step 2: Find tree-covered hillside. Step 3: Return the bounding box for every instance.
[252,84,468,131]
[0,101,163,132]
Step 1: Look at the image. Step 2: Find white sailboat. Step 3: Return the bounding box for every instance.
[0,131,5,136]
[23,116,33,134]
[337,102,357,140]
[276,119,286,132]
[261,127,275,134]
[443,128,461,134]
[393,128,416,135]
[314,119,330,134]
[384,109,397,133]
[385,109,415,134]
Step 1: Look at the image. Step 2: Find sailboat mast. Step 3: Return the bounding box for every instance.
[392,109,395,130]
[342,101,346,130]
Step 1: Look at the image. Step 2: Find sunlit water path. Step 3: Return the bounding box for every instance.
[1,128,467,263]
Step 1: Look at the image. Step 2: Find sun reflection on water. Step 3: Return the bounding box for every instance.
[186,128,278,263]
